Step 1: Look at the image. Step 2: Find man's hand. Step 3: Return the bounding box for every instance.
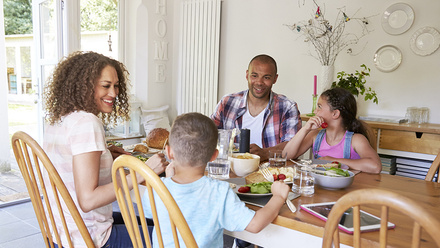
[108,145,131,159]
[249,144,269,161]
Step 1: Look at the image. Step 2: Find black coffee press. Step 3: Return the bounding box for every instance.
[239,129,250,153]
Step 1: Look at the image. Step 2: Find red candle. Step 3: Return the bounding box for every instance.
[314,75,317,96]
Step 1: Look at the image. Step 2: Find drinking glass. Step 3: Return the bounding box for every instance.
[292,165,315,197]
[207,159,230,179]
[269,150,287,167]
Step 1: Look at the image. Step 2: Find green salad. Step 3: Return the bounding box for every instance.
[244,181,272,194]
[325,167,350,177]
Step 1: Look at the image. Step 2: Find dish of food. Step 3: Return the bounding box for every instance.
[311,159,349,170]
[312,168,355,190]
[234,182,273,197]
[381,3,414,35]
[373,45,402,72]
[244,165,295,184]
[410,27,440,56]
[144,128,169,149]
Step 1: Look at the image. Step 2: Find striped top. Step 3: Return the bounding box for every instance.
[43,111,113,248]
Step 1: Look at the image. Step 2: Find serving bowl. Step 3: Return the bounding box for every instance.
[228,153,260,177]
[312,168,355,190]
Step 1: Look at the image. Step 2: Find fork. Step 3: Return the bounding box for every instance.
[259,164,297,213]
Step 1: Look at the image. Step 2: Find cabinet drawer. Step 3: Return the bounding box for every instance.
[379,129,440,155]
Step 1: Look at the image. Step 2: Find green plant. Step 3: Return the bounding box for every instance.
[331,64,378,104]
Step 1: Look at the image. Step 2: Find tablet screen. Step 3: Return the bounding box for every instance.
[301,202,395,233]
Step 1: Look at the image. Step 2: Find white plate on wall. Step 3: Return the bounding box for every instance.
[373,45,402,72]
[410,27,440,56]
[382,3,414,35]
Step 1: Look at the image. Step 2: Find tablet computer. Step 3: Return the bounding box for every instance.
[300,202,395,234]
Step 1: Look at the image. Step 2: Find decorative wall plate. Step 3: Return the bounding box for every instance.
[410,27,440,56]
[382,3,414,35]
[373,45,402,72]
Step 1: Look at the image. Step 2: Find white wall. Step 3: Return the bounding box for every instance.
[126,0,439,124]
[217,0,440,123]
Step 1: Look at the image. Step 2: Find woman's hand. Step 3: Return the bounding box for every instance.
[146,153,169,175]
[108,145,131,159]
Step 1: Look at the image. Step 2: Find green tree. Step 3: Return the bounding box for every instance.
[80,0,118,31]
[3,0,33,35]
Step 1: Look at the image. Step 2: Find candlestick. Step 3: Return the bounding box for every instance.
[306,94,318,117]
[314,75,317,96]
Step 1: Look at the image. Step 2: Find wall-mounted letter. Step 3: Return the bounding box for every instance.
[156,64,166,83]
[154,41,169,60]
[155,19,167,38]
[155,0,167,15]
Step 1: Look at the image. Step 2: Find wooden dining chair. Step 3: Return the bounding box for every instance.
[11,131,94,248]
[112,154,198,248]
[361,121,377,152]
[322,188,440,248]
[425,150,440,182]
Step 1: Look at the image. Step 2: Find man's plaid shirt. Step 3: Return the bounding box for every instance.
[210,90,302,148]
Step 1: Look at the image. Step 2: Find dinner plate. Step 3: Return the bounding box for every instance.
[234,185,272,197]
[381,3,414,35]
[124,143,162,154]
[410,27,440,56]
[373,45,402,72]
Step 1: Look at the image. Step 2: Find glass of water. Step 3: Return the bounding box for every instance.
[292,165,315,197]
[207,159,231,179]
[269,150,287,167]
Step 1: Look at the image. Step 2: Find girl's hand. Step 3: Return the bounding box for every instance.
[306,116,325,130]
[146,153,169,175]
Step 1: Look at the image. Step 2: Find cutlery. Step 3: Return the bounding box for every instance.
[259,164,297,213]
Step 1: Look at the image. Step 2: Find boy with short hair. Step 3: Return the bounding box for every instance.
[141,112,290,248]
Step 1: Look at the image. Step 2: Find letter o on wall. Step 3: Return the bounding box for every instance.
[155,19,167,38]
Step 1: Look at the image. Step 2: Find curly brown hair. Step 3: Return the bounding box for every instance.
[44,51,131,125]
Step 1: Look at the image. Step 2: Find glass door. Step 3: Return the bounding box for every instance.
[32,0,64,142]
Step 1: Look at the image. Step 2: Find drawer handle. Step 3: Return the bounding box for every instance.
[416,132,423,139]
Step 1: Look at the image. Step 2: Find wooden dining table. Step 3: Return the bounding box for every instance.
[224,164,440,248]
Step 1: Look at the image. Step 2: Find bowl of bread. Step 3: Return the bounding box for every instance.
[311,163,355,190]
[228,153,260,177]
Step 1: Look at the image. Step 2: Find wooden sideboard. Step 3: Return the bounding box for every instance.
[300,114,440,159]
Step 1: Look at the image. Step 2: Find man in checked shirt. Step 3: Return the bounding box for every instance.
[211,54,302,162]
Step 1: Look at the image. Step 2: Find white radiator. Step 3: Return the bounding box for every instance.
[178,0,221,116]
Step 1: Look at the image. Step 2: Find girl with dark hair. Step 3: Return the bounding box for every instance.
[283,87,381,173]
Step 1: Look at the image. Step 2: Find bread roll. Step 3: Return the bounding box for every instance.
[133,144,149,154]
[245,171,269,184]
[145,128,169,149]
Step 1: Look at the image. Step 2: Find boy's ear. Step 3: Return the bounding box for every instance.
[165,145,174,160]
[209,149,219,162]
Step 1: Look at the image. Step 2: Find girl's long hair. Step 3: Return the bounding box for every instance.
[321,88,370,141]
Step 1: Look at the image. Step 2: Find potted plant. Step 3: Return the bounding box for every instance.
[331,64,378,104]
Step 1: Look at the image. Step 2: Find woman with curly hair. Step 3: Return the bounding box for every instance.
[283,87,381,173]
[43,51,168,247]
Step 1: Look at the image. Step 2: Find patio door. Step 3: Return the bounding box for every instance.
[32,0,64,142]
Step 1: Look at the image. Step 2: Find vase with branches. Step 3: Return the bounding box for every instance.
[286,0,372,66]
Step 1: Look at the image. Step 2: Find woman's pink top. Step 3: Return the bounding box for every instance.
[43,111,113,248]
[315,131,361,159]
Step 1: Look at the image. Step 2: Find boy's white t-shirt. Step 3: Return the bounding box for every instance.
[242,108,264,147]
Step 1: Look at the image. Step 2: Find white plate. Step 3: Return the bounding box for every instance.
[382,3,414,35]
[410,27,440,56]
[124,143,162,153]
[234,185,272,197]
[373,45,402,72]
